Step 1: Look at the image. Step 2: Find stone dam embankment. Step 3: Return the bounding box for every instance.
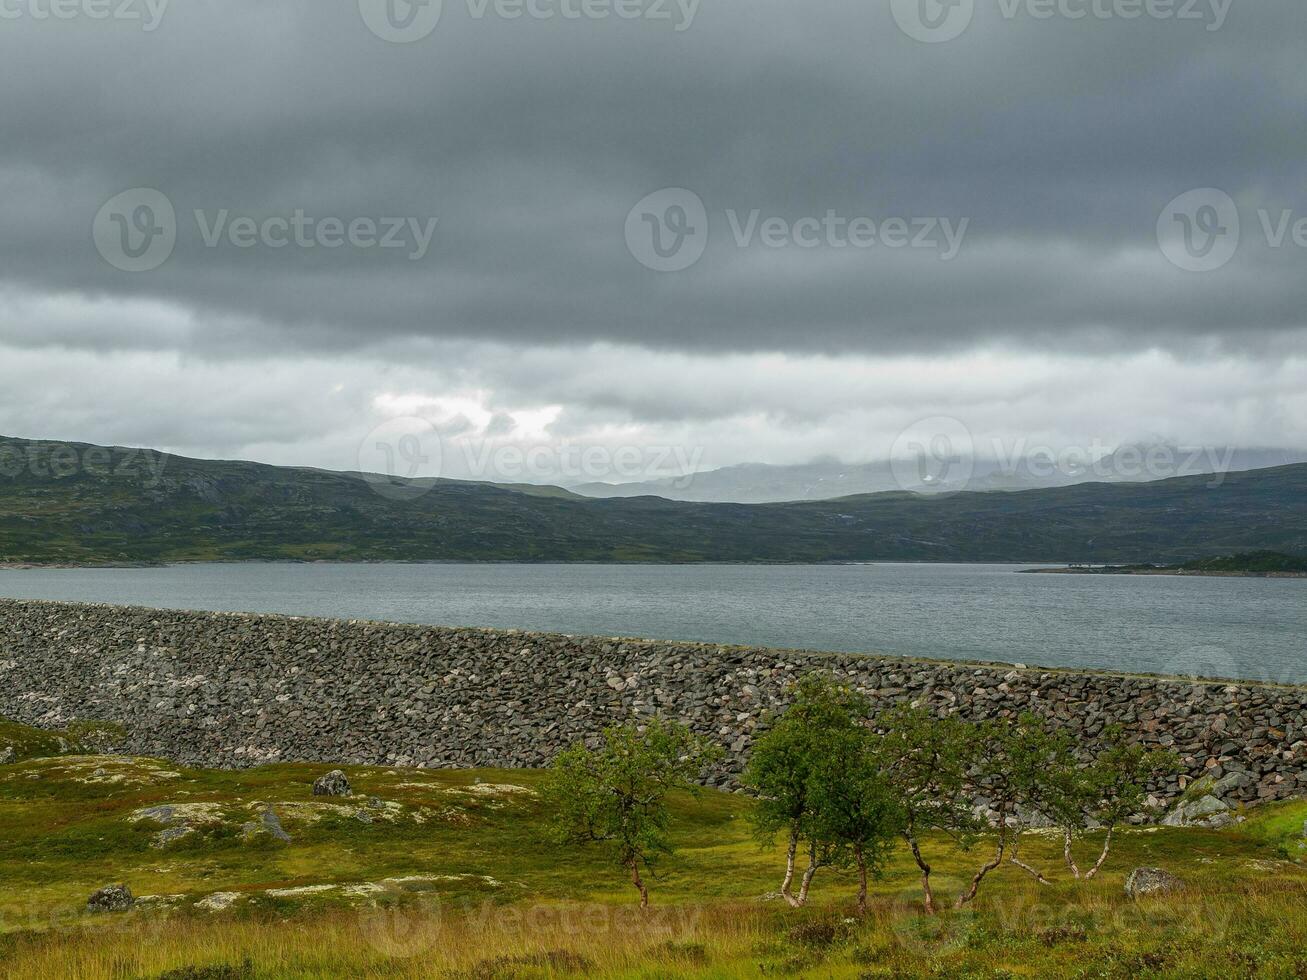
[0,599,1303,806]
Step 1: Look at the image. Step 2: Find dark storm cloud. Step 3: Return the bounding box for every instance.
[0,0,1304,358]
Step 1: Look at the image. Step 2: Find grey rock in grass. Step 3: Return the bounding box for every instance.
[313,770,352,798]
[1163,791,1234,829]
[242,806,292,843]
[152,825,196,848]
[1125,867,1185,899]
[259,806,292,842]
[87,884,134,913]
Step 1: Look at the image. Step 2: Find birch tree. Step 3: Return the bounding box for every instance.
[544,718,722,907]
[743,673,870,907]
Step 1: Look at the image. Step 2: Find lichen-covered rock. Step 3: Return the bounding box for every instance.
[1,599,1305,808]
[1163,792,1235,829]
[87,884,134,913]
[1125,867,1185,899]
[242,805,292,842]
[313,770,351,798]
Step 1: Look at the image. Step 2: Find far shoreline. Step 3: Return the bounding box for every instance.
[1023,566,1307,579]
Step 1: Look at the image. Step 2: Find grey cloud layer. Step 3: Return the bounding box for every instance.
[2,1,1305,358]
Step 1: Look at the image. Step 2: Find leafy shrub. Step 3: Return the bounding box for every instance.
[154,960,253,980]
[653,940,709,965]
[785,917,854,949]
[461,949,592,978]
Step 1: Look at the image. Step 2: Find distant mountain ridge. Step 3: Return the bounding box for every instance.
[570,447,1307,503]
[1,435,1305,565]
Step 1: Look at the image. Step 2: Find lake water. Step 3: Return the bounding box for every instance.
[1,563,1303,684]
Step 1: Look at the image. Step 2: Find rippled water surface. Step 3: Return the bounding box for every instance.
[1,563,1303,683]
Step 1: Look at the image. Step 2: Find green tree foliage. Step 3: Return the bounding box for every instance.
[869,705,978,914]
[871,708,1061,911]
[1013,724,1181,883]
[743,674,874,906]
[543,718,722,907]
[806,724,903,913]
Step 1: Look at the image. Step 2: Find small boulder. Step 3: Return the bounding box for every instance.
[312,770,351,798]
[153,825,196,848]
[1162,792,1233,829]
[242,806,292,843]
[87,884,134,913]
[1125,867,1185,899]
[260,806,292,842]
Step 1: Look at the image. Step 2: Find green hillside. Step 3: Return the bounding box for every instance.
[1178,551,1307,574]
[2,436,1305,565]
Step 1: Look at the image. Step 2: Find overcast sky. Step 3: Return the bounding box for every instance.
[2,0,1304,484]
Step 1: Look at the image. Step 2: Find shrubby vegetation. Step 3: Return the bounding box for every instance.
[549,672,1181,912]
[2,710,1304,979]
[543,717,722,907]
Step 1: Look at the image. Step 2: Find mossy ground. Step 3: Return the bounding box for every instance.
[1,721,1305,979]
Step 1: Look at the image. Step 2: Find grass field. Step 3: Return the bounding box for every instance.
[1,724,1306,978]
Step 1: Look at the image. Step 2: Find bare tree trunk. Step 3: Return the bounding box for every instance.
[780,829,801,907]
[795,842,819,907]
[903,830,936,915]
[629,858,649,909]
[1063,828,1081,879]
[1009,835,1053,885]
[1083,825,1114,880]
[855,843,868,916]
[956,823,1007,908]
